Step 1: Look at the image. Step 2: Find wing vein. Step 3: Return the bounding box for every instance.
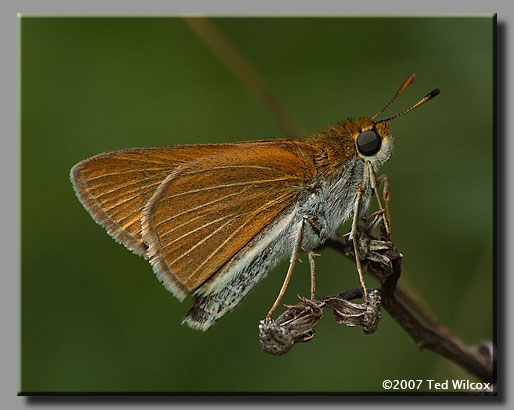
[92,179,163,200]
[113,156,177,166]
[166,217,234,268]
[120,214,143,230]
[102,191,144,212]
[161,214,236,252]
[154,189,247,229]
[86,168,167,181]
[179,164,277,177]
[159,177,294,203]
[184,192,294,282]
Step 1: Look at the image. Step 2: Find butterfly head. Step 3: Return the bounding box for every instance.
[352,74,440,168]
[352,117,394,168]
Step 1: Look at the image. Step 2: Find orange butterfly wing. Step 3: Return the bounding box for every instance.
[142,141,319,300]
[71,144,243,256]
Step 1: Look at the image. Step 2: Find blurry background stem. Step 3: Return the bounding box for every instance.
[185,17,305,138]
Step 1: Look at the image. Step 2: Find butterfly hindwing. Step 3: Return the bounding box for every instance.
[141,141,319,300]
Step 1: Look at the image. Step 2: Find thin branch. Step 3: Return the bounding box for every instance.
[395,286,467,350]
[184,17,305,138]
[325,237,494,384]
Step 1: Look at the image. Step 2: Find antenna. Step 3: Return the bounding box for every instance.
[372,73,416,120]
[378,88,440,123]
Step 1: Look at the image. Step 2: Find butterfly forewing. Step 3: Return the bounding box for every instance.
[70,144,244,256]
[142,141,320,300]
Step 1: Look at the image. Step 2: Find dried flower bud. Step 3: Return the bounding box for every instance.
[259,298,323,355]
[324,289,382,335]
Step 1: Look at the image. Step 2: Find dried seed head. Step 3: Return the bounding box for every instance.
[324,289,382,335]
[259,297,323,355]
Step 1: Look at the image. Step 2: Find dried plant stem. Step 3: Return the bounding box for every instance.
[326,237,493,383]
[395,286,467,350]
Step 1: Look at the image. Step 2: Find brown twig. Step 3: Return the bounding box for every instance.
[184,17,305,138]
[395,286,467,349]
[326,236,494,384]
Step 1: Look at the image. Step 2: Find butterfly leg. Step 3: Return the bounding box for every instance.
[308,250,319,300]
[266,215,320,320]
[301,216,322,300]
[376,173,391,236]
[350,161,370,304]
[369,167,391,237]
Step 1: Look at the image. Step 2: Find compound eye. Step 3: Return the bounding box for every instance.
[356,130,381,156]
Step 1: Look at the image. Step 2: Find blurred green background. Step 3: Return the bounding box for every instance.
[21,17,493,393]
